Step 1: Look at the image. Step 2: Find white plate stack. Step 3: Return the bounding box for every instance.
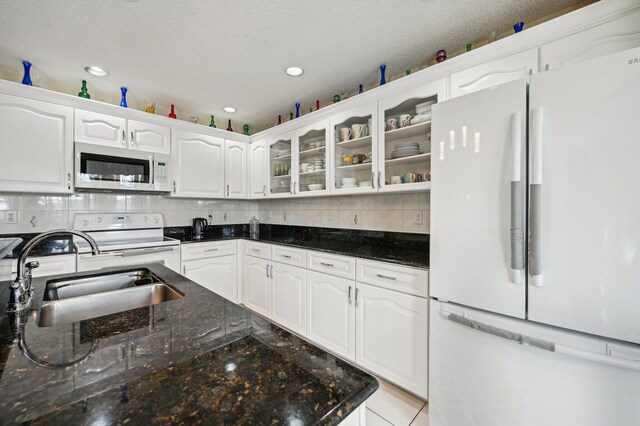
[419,141,430,154]
[390,142,419,159]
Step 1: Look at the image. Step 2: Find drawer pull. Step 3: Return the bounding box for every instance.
[376,274,397,281]
[348,285,352,303]
[320,262,334,267]
[197,326,222,338]
[252,248,261,252]
[280,254,292,258]
[204,248,218,252]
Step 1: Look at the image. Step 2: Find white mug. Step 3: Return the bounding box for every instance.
[340,127,352,142]
[399,114,411,128]
[386,118,398,131]
[300,163,310,172]
[391,175,402,185]
[351,124,366,139]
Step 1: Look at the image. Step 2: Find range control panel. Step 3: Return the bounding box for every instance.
[72,212,164,231]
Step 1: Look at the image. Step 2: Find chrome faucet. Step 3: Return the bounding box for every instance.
[6,229,100,314]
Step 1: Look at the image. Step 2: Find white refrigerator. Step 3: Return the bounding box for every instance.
[429,46,640,425]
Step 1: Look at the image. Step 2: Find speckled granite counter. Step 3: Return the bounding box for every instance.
[166,224,429,269]
[0,264,378,424]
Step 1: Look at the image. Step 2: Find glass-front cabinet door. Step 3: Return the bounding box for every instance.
[294,119,330,197]
[330,105,378,195]
[377,79,445,192]
[268,131,295,198]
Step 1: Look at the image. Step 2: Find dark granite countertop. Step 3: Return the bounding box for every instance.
[0,233,75,260]
[0,264,378,424]
[166,224,429,270]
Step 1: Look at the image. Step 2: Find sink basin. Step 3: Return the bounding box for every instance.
[37,269,184,327]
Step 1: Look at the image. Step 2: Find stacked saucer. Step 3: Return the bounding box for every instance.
[390,142,419,159]
[418,141,430,154]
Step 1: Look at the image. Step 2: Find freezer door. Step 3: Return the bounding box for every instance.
[429,300,640,426]
[528,47,640,344]
[431,79,526,318]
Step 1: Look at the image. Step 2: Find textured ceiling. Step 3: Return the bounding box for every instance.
[0,0,587,132]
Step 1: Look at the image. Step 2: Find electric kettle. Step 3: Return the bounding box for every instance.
[192,218,208,240]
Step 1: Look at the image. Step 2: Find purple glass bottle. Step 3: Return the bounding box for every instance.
[227,120,233,132]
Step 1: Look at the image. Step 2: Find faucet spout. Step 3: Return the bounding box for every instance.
[6,229,101,314]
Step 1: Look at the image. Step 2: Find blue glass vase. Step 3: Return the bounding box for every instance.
[513,22,524,33]
[295,102,301,118]
[379,64,386,85]
[21,61,32,86]
[120,87,128,108]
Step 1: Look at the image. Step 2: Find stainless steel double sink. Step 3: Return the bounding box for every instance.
[37,269,184,327]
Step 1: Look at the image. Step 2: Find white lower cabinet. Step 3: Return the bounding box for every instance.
[244,255,271,317]
[182,255,238,302]
[306,270,356,361]
[355,282,428,398]
[271,262,306,335]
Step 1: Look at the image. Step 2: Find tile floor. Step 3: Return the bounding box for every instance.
[364,377,428,425]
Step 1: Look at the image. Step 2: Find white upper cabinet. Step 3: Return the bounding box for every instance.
[249,139,268,199]
[0,93,73,194]
[377,79,445,193]
[267,131,295,198]
[224,140,247,199]
[74,109,127,148]
[541,7,640,70]
[330,104,378,195]
[128,119,171,154]
[294,119,330,197]
[171,129,225,198]
[75,109,170,153]
[450,48,538,98]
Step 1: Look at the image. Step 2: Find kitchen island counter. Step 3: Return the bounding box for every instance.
[0,263,377,424]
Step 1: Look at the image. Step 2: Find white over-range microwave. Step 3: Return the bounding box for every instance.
[74,142,171,193]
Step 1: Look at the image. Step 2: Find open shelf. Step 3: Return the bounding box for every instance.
[336,162,372,171]
[273,154,291,160]
[271,174,291,179]
[299,146,325,159]
[335,135,372,150]
[385,153,431,164]
[299,169,325,176]
[385,121,431,143]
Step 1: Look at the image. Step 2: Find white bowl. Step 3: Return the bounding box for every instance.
[358,181,372,187]
[308,184,325,191]
[341,178,357,185]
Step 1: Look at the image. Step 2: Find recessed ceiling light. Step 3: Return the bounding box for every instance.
[223,106,237,113]
[84,66,109,77]
[285,66,304,77]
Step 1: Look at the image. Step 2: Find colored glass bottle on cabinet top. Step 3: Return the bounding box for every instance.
[243,124,250,136]
[278,115,282,125]
[120,87,128,107]
[169,104,177,119]
[315,100,320,110]
[295,102,301,118]
[209,115,216,127]
[21,61,32,86]
[513,21,524,33]
[289,112,294,120]
[227,120,233,132]
[78,80,90,99]
[379,64,386,85]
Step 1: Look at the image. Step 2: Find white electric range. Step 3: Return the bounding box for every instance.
[73,213,180,273]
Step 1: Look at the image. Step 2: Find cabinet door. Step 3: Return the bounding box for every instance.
[74,109,127,147]
[268,131,295,198]
[0,94,73,194]
[294,119,330,197]
[171,129,225,198]
[355,282,428,398]
[244,256,271,317]
[306,270,355,360]
[541,8,640,70]
[183,255,238,303]
[377,79,445,193]
[225,140,248,199]
[271,262,306,335]
[249,139,268,198]
[450,48,537,98]
[128,120,171,154]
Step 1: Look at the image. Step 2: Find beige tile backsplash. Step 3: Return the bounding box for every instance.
[0,192,429,235]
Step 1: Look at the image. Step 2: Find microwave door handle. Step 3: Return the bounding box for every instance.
[120,247,175,257]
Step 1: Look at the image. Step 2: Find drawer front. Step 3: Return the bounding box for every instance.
[356,259,428,298]
[245,241,271,260]
[307,251,355,280]
[181,240,237,261]
[272,245,306,268]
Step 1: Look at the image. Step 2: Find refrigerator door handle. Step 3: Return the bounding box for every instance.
[510,112,524,284]
[529,107,543,287]
[442,309,640,372]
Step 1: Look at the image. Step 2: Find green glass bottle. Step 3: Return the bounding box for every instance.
[333,95,341,103]
[78,80,90,99]
[243,124,250,136]
[209,115,216,128]
[289,112,294,120]
[405,69,411,76]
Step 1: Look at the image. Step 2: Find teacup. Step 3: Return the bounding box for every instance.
[300,163,310,173]
[340,127,352,141]
[403,172,416,183]
[390,175,402,185]
[399,114,411,128]
[422,172,431,182]
[386,118,398,131]
[351,123,366,139]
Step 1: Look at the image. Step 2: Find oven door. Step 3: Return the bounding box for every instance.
[77,246,180,273]
[75,143,155,192]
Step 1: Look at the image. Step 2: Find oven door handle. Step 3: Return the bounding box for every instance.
[119,247,176,257]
